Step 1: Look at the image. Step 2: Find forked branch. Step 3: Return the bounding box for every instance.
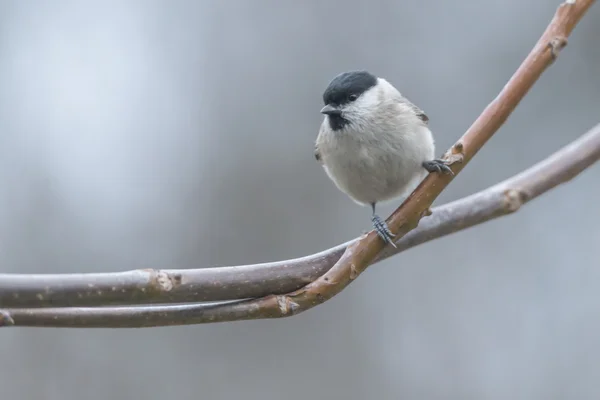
[0,0,596,327]
[3,121,599,327]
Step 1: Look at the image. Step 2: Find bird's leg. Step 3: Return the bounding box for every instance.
[422,159,454,175]
[371,203,396,248]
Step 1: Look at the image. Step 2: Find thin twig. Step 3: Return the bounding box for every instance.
[5,122,599,327]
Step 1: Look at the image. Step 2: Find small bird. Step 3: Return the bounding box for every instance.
[315,70,451,246]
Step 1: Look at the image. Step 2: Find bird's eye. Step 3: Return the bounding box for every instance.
[348,94,358,102]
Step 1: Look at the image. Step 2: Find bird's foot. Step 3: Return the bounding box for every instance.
[371,215,396,248]
[423,159,454,175]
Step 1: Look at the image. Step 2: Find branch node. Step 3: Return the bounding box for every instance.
[0,310,14,327]
[276,295,299,315]
[548,36,568,60]
[503,189,526,212]
[444,142,465,165]
[349,264,359,280]
[420,208,433,218]
[145,269,182,293]
[453,141,464,153]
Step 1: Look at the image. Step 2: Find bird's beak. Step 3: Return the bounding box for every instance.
[320,104,342,116]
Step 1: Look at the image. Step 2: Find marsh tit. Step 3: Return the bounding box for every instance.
[315,70,451,246]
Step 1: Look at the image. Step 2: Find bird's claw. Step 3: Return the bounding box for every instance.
[372,215,397,248]
[423,159,454,175]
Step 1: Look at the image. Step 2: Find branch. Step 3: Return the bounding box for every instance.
[231,0,597,320]
[4,122,599,327]
[0,0,595,327]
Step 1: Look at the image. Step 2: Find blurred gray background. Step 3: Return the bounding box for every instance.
[0,0,599,399]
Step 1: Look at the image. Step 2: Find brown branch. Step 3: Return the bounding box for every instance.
[0,1,593,311]
[4,121,599,327]
[0,0,595,327]
[1,104,595,313]
[0,176,568,310]
[0,185,515,308]
[178,0,596,318]
[252,0,596,317]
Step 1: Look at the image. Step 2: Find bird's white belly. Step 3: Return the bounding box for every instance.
[322,144,426,205]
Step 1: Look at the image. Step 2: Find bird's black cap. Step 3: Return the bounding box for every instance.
[322,70,377,106]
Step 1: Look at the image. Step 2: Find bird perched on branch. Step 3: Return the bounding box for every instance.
[315,70,452,246]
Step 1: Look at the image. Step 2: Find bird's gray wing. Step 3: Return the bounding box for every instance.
[314,144,322,163]
[400,95,429,124]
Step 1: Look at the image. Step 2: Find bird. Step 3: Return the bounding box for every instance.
[314,70,452,246]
